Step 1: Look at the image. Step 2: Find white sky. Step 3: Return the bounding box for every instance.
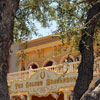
[32,21,57,39]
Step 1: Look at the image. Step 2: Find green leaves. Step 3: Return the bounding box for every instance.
[14,0,57,41]
[13,0,94,46]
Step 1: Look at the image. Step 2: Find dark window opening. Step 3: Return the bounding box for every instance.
[74,57,79,62]
[67,58,73,63]
[29,64,38,69]
[44,61,53,67]
[21,67,25,71]
[64,58,73,63]
[31,64,38,69]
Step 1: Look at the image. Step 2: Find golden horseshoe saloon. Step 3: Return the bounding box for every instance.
[8,35,100,100]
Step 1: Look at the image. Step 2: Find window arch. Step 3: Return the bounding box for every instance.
[44,61,53,67]
[60,55,74,64]
[64,57,73,63]
[30,64,38,69]
[28,62,39,70]
[21,67,25,71]
[74,57,79,62]
[42,59,57,67]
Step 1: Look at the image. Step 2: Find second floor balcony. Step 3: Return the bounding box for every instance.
[7,58,100,86]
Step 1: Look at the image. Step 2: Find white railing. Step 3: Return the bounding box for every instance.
[7,58,100,85]
[7,70,29,84]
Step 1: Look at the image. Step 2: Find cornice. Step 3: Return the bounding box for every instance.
[16,40,64,54]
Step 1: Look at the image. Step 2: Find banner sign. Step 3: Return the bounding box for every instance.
[10,69,78,96]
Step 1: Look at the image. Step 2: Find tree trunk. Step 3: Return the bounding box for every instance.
[80,79,100,100]
[0,0,19,100]
[72,1,100,100]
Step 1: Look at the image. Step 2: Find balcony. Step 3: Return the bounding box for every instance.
[7,58,100,86]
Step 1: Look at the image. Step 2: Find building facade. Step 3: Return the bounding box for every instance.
[8,35,100,100]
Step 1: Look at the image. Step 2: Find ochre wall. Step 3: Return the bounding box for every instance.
[19,40,80,71]
[18,35,100,71]
[9,43,20,73]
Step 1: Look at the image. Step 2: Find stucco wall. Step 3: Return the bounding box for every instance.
[23,43,80,70]
[8,43,20,73]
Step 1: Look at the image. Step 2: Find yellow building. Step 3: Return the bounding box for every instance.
[8,35,100,100]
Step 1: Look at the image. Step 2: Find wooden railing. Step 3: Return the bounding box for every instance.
[7,58,100,85]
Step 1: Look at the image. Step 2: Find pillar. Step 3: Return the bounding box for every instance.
[63,89,72,100]
[27,95,32,100]
[63,91,68,100]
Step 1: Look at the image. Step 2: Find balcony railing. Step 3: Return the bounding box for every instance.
[7,58,100,85]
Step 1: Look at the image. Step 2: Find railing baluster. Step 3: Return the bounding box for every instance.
[7,58,100,84]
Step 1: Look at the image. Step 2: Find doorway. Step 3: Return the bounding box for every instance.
[32,92,64,100]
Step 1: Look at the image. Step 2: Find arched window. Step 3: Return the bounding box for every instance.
[29,64,38,69]
[21,67,25,71]
[74,57,79,62]
[32,64,38,69]
[44,61,53,67]
[64,58,73,63]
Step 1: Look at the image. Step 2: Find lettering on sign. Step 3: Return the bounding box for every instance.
[10,69,78,96]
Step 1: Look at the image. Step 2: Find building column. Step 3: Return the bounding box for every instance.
[27,95,32,100]
[63,91,68,100]
[63,89,72,100]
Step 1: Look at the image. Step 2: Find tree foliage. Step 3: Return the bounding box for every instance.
[13,0,100,100]
[14,0,100,44]
[14,0,57,41]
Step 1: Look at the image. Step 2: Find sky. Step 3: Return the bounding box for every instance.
[33,2,58,39]
[32,20,57,39]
